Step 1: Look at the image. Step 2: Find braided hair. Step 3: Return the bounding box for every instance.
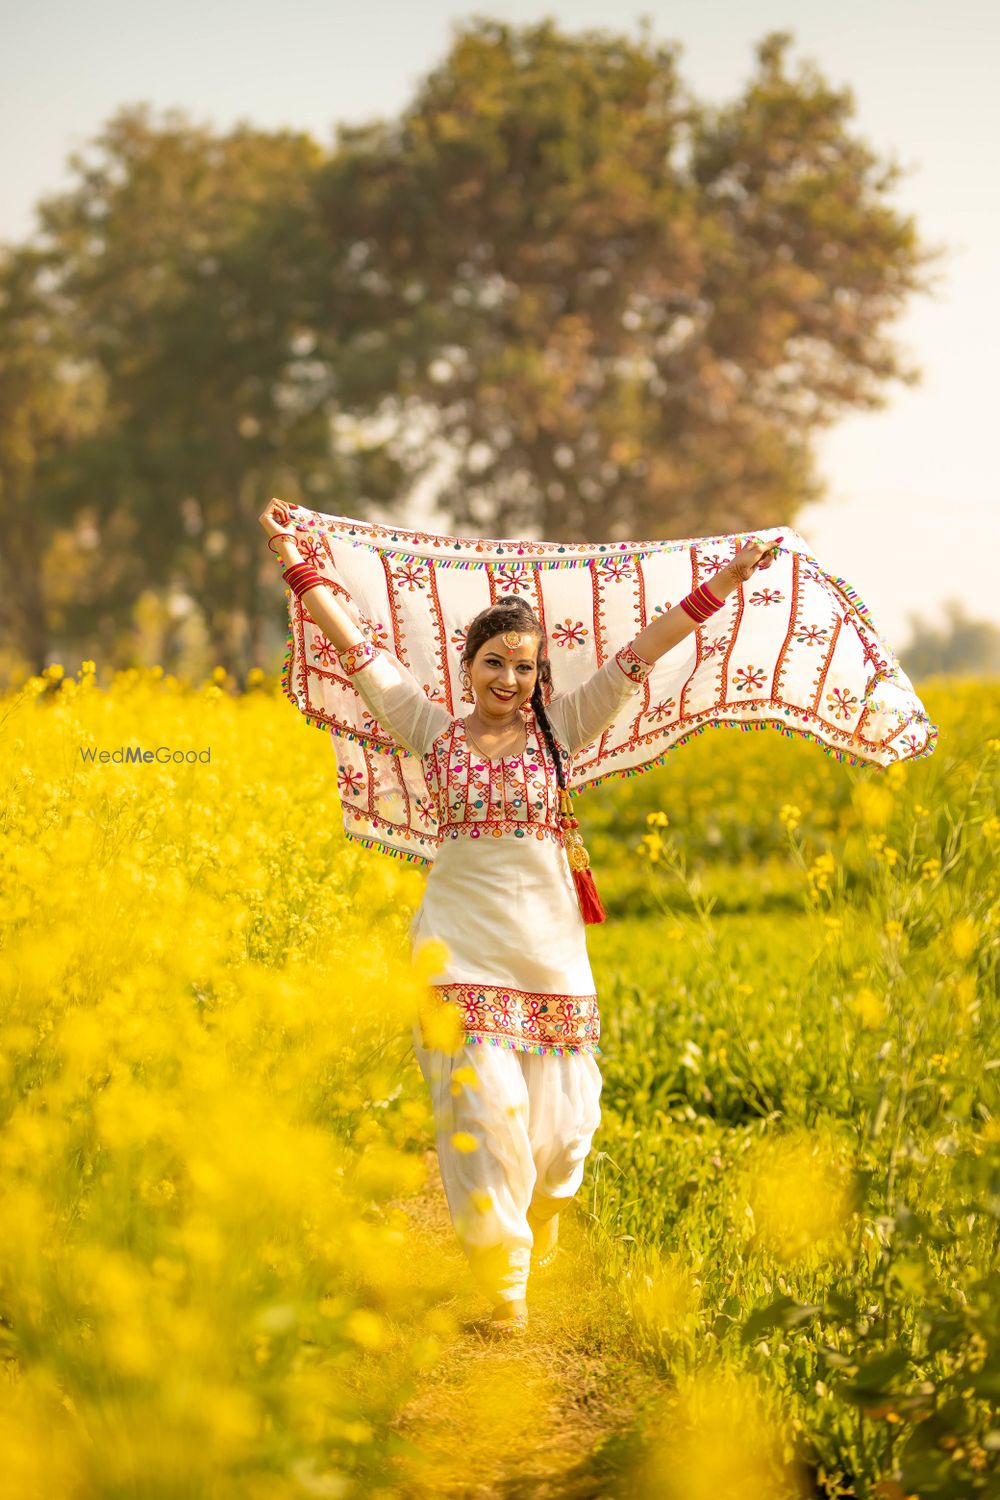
[460,596,568,794]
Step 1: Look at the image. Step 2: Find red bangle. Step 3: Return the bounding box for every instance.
[267,533,297,557]
[679,580,726,624]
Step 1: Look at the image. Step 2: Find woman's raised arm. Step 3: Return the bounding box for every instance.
[259,500,451,757]
[259,499,365,653]
[628,536,779,663]
[544,534,782,757]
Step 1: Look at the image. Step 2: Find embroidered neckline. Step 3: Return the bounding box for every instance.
[459,710,534,765]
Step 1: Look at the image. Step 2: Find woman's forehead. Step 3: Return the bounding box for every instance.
[477,631,539,662]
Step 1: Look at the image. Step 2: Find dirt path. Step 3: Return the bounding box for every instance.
[382,1148,666,1499]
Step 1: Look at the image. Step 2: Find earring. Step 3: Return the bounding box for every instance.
[460,669,473,701]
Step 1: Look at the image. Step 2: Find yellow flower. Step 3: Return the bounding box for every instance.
[949,917,979,960]
[743,1131,853,1263]
[413,938,449,981]
[211,665,228,684]
[885,919,904,942]
[640,832,664,862]
[451,1131,479,1154]
[851,988,886,1028]
[44,663,65,681]
[646,810,670,827]
[345,1309,388,1350]
[639,1367,797,1500]
[921,857,941,881]
[779,803,801,830]
[449,1065,480,1097]
[807,851,837,893]
[852,782,893,827]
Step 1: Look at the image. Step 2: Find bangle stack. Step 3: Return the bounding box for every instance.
[267,528,326,599]
[282,561,325,599]
[679,578,726,625]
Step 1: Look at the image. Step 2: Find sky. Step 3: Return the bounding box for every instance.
[3,0,997,648]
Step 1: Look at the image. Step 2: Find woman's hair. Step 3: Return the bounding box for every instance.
[461,597,567,792]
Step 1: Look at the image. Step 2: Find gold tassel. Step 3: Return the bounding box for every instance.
[559,790,607,925]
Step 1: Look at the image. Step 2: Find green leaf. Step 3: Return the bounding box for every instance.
[741,1295,821,1346]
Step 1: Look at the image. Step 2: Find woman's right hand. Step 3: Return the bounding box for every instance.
[259,498,295,537]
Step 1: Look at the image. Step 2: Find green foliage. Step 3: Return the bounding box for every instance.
[579,678,999,1495]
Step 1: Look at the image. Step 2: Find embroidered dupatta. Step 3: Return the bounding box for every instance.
[274,508,937,865]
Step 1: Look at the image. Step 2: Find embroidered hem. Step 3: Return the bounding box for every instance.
[439,820,564,846]
[429,982,600,1056]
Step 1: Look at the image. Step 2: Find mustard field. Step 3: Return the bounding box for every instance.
[1,665,996,1499]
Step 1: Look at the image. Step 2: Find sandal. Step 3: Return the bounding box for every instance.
[489,1307,529,1337]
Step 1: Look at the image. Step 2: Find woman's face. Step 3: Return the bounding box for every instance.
[466,631,540,720]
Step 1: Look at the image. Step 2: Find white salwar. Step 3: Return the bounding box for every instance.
[338,635,653,1300]
[411,1024,603,1303]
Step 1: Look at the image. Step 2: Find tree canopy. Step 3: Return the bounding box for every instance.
[0,20,944,678]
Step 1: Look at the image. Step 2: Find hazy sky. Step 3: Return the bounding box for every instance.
[3,0,997,646]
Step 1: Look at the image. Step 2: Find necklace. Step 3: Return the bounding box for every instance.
[464,712,527,762]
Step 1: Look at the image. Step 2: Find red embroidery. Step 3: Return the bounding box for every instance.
[613,642,654,683]
[337,640,379,676]
[424,713,562,842]
[432,982,600,1054]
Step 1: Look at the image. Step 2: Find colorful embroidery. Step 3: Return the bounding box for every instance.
[431,983,601,1056]
[337,639,380,676]
[732,664,766,693]
[440,819,564,845]
[614,642,655,683]
[276,512,939,868]
[423,714,565,844]
[552,619,590,649]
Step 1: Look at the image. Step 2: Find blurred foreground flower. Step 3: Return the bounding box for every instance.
[739,1129,855,1265]
[635,1366,809,1500]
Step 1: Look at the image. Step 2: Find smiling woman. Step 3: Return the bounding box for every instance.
[258,498,784,1336]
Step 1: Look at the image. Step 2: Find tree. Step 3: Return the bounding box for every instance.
[0,245,105,676]
[29,105,340,669]
[900,601,1000,679]
[310,19,945,539]
[1,20,946,679]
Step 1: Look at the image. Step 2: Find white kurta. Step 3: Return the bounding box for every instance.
[337,638,654,1057]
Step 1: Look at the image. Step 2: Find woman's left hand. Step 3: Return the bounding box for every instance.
[727,534,784,584]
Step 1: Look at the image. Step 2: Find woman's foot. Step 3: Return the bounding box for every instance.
[490,1297,529,1335]
[527,1205,560,1268]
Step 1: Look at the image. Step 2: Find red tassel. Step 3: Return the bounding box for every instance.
[573,866,607,925]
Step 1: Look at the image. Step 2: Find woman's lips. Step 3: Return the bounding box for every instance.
[491,688,516,700]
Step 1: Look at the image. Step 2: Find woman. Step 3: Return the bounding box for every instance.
[260,499,778,1335]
